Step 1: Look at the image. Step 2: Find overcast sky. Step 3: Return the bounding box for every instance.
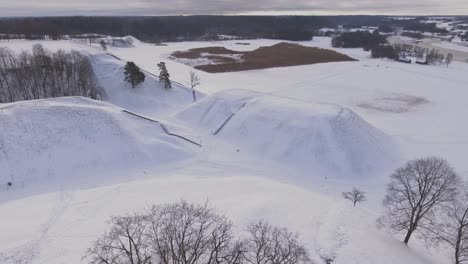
[0,0,467,16]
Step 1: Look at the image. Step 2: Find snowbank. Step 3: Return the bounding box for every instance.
[176,90,397,179]
[0,97,197,191]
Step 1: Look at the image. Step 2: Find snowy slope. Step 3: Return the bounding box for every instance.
[0,97,198,196]
[176,90,397,179]
[91,53,203,118]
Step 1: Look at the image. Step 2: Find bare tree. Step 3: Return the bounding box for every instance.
[342,188,366,207]
[378,157,460,245]
[245,221,311,264]
[86,214,151,264]
[86,202,314,264]
[446,53,454,67]
[188,71,200,102]
[100,40,108,51]
[425,185,468,264]
[147,200,243,264]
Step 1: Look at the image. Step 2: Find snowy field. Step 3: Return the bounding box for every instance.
[1,36,468,263]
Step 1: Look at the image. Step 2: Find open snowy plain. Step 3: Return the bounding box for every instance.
[1,36,467,263]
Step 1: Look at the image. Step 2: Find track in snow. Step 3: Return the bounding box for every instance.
[0,192,73,264]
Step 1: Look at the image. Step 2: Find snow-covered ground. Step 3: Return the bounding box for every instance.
[433,41,468,53]
[1,36,467,263]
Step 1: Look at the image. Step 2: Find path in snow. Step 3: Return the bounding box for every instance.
[0,192,73,264]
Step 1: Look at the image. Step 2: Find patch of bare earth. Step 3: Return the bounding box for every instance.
[358,94,429,113]
[171,42,357,73]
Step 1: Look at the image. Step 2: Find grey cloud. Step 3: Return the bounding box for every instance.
[0,0,466,16]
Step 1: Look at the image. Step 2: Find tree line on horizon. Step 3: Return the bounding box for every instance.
[0,16,324,42]
[0,16,464,43]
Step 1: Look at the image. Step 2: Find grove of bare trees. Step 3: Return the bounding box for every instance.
[86,201,313,264]
[370,43,453,66]
[0,44,103,103]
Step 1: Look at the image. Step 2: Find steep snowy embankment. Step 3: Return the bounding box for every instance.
[176,90,398,179]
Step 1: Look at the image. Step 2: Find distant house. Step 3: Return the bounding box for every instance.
[415,59,428,65]
[397,57,412,63]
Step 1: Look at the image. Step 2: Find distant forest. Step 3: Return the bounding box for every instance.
[0,16,466,42]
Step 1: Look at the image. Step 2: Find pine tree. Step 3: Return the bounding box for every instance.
[157,62,172,88]
[124,61,145,88]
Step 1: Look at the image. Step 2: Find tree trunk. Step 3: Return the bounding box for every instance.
[403,229,414,245]
[455,226,463,264]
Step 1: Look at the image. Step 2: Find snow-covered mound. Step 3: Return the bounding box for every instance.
[124,35,142,46]
[0,97,197,190]
[176,90,397,179]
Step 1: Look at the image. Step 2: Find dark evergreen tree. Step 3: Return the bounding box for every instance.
[157,62,172,88]
[124,61,145,88]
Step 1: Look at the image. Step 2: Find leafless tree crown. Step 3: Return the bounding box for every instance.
[188,71,200,102]
[379,157,460,245]
[423,185,468,264]
[147,201,243,264]
[245,221,311,264]
[85,201,314,264]
[342,188,366,206]
[86,214,151,264]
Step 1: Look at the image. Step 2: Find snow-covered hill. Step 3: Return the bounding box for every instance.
[0,97,198,196]
[176,90,397,179]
